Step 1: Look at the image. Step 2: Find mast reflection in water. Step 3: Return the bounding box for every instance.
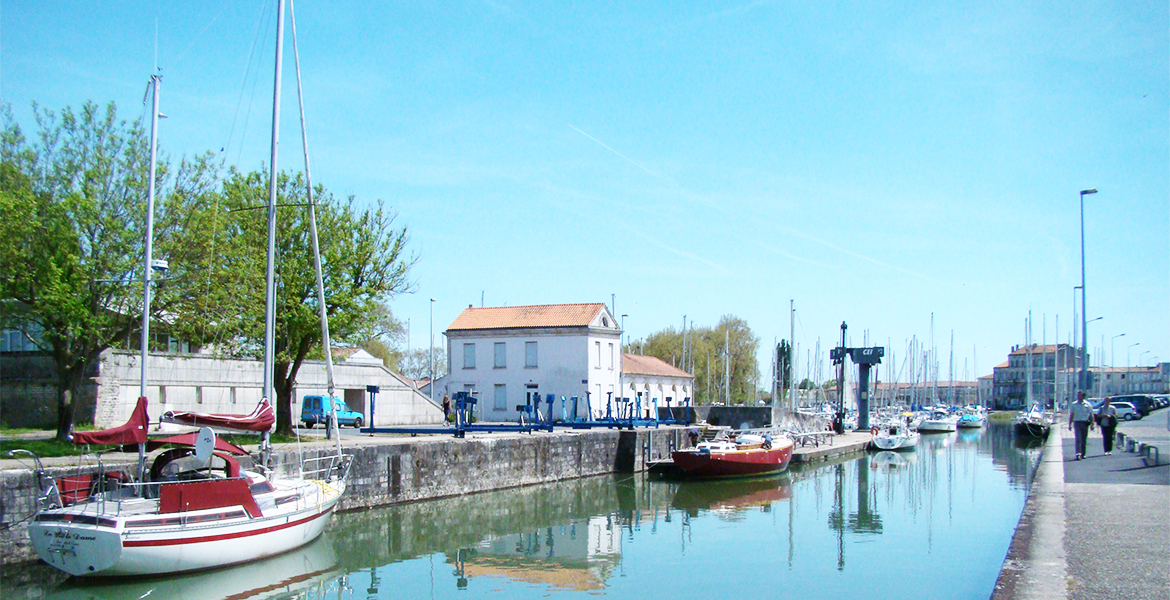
[9,423,1040,600]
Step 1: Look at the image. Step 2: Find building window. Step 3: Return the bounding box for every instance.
[595,341,601,369]
[608,343,614,370]
[525,341,538,368]
[494,384,507,412]
[494,342,506,368]
[463,343,476,370]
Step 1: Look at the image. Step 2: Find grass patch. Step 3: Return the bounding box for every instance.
[1,437,90,459]
[987,411,1016,423]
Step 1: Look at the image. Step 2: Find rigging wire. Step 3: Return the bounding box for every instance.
[222,0,275,170]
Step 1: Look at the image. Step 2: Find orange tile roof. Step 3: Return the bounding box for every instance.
[1009,343,1071,356]
[447,303,607,331]
[622,353,693,378]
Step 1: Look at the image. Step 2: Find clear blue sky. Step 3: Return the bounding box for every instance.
[3,1,1166,384]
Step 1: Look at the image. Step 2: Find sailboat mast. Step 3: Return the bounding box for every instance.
[289,0,342,449]
[263,0,287,406]
[140,74,161,398]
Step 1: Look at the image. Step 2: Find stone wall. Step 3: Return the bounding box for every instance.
[0,427,688,566]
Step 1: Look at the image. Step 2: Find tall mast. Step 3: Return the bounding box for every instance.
[289,0,341,449]
[263,0,287,407]
[140,74,161,398]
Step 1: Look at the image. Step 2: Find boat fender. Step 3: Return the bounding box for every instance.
[870,427,879,436]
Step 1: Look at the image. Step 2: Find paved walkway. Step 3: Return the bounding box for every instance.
[993,409,1170,600]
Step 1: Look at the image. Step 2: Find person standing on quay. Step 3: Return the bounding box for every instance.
[1096,398,1118,455]
[442,394,451,421]
[1068,391,1095,460]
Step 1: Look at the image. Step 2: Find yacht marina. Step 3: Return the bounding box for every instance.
[4,423,1041,600]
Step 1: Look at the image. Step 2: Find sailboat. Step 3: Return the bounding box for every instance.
[1012,316,1052,439]
[21,1,351,577]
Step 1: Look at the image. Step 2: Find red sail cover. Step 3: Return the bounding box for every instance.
[73,396,150,446]
[162,399,275,432]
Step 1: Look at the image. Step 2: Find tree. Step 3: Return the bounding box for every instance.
[636,315,759,405]
[169,169,414,435]
[0,102,213,440]
[397,347,448,382]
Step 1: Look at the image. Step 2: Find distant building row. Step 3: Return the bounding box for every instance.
[990,343,1169,409]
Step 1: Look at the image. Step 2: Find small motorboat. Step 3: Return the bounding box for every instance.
[956,406,986,429]
[671,430,795,479]
[870,422,920,451]
[1012,405,1053,439]
[917,409,958,433]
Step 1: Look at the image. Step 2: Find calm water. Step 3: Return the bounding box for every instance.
[10,423,1041,600]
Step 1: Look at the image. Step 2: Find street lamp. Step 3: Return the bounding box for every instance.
[1140,350,1150,367]
[1127,342,1140,371]
[620,314,628,350]
[1111,333,1125,368]
[1078,188,1097,395]
[429,298,435,404]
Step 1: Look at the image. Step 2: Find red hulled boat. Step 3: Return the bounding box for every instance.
[671,432,795,479]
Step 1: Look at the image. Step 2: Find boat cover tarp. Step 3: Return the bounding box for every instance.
[72,396,149,446]
[162,399,275,432]
[143,433,251,456]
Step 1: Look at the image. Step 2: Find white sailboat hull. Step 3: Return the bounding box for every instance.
[29,478,343,577]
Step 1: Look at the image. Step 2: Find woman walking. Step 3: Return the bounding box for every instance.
[1097,398,1118,455]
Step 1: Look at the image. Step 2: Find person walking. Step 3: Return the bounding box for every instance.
[1068,391,1095,460]
[442,394,451,421]
[1096,397,1118,455]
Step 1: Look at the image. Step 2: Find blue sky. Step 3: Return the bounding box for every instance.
[3,1,1166,383]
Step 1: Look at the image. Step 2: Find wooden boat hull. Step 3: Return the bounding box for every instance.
[671,441,794,479]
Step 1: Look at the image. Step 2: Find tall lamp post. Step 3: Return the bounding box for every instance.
[1079,188,1097,395]
[1111,333,1125,368]
[429,298,435,404]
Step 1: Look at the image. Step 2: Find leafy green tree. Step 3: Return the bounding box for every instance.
[0,102,212,440]
[636,315,759,405]
[397,346,448,382]
[169,169,414,435]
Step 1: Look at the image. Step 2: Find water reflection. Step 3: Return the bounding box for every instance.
[5,423,1041,600]
[42,536,343,600]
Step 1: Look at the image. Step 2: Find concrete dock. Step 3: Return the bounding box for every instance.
[992,411,1169,600]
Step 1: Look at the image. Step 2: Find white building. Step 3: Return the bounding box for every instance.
[433,303,622,420]
[619,353,693,417]
[89,348,442,430]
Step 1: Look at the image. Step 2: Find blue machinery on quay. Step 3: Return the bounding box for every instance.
[360,387,693,438]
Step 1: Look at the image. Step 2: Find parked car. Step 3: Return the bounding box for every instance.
[301,395,363,428]
[1101,401,1142,421]
[1109,394,1154,416]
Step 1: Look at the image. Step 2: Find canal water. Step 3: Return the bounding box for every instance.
[9,423,1041,600]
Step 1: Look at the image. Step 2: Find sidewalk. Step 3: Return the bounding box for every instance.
[992,409,1170,600]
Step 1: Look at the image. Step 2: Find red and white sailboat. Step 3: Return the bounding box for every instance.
[23,0,352,577]
[27,399,349,577]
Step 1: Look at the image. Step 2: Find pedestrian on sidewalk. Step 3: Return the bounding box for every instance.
[1096,398,1118,455]
[1068,391,1094,460]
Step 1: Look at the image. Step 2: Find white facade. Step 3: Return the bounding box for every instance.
[619,353,693,419]
[434,306,622,420]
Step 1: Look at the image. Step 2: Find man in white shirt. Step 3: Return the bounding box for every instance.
[1068,391,1095,460]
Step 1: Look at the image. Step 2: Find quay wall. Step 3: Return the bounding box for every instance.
[0,427,687,566]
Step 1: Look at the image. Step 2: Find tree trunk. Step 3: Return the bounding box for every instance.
[54,378,75,442]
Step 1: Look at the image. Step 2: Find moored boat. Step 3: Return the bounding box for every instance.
[918,409,958,433]
[956,406,986,429]
[23,404,351,577]
[671,431,794,479]
[869,422,920,451]
[1012,406,1052,439]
